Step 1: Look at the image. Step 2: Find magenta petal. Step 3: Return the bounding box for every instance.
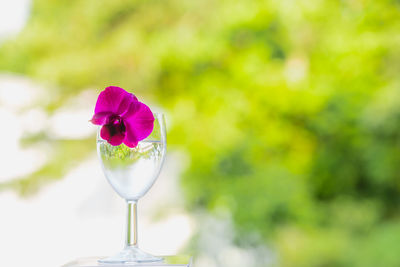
[117,92,138,116]
[123,138,138,148]
[124,102,155,142]
[91,112,112,125]
[94,86,136,115]
[124,126,139,147]
[100,125,125,146]
[123,100,141,118]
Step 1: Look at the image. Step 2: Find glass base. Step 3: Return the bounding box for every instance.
[98,247,163,264]
[63,255,192,267]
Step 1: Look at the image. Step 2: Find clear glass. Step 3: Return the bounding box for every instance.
[96,113,166,264]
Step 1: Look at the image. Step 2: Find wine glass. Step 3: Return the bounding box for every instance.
[96,112,166,264]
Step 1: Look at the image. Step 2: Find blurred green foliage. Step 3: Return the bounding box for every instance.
[1,0,400,266]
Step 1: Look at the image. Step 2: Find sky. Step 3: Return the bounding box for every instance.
[0,0,31,41]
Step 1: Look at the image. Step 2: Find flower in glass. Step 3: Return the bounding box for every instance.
[91,86,154,148]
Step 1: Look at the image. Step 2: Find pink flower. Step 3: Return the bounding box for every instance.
[91,86,154,148]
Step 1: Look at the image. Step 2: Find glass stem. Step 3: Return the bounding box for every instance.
[125,200,138,248]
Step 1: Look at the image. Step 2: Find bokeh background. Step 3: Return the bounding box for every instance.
[1,0,400,266]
